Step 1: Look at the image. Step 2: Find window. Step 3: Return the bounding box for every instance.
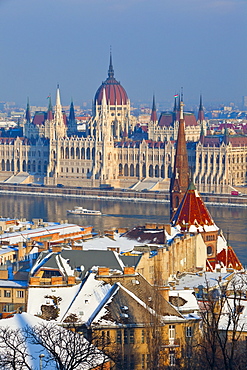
[141,354,145,369]
[4,290,11,298]
[129,328,135,344]
[186,326,192,337]
[169,352,176,367]
[141,329,145,343]
[169,325,176,339]
[116,329,122,344]
[16,290,24,298]
[124,329,128,344]
[207,246,213,256]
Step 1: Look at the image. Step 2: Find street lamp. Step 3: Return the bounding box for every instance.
[39,354,45,370]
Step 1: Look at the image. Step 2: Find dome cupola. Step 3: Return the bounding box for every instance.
[94,53,128,106]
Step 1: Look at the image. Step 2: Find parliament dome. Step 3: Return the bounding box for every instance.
[94,55,128,106]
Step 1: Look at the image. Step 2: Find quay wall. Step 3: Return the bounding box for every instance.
[0,184,246,207]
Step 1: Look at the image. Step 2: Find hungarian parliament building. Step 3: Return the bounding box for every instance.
[0,56,246,194]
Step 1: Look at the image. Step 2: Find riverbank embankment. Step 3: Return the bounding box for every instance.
[0,184,246,207]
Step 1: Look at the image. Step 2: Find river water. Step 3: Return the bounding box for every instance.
[1,194,246,266]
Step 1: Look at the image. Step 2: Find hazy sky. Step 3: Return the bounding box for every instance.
[0,0,246,109]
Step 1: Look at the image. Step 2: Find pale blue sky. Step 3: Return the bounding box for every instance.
[0,0,246,108]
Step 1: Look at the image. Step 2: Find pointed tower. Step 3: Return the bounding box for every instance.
[148,95,158,140]
[197,95,206,140]
[170,97,190,219]
[150,95,158,122]
[172,94,179,124]
[54,85,67,139]
[223,120,229,145]
[67,100,77,136]
[25,98,31,123]
[197,95,205,122]
[47,97,53,121]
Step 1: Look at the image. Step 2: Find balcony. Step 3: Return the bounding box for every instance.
[162,338,180,348]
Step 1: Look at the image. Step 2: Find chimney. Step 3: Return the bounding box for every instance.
[158,286,170,301]
[97,267,110,276]
[29,277,40,285]
[124,267,135,275]
[52,245,62,253]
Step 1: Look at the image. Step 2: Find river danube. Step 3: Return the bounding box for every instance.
[0,194,246,266]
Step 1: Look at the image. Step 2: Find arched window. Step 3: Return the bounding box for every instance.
[65,147,69,159]
[61,147,64,159]
[22,160,26,172]
[119,164,123,176]
[32,161,36,173]
[6,160,10,171]
[1,160,5,171]
[92,148,95,160]
[76,147,80,159]
[155,165,159,178]
[81,148,85,159]
[124,164,128,176]
[149,165,153,177]
[71,147,74,159]
[130,164,134,176]
[161,164,165,178]
[142,164,146,178]
[86,147,90,160]
[136,164,139,177]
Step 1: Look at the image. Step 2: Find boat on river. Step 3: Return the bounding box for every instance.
[67,206,102,215]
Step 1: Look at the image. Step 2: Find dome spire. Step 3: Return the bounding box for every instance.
[108,50,114,79]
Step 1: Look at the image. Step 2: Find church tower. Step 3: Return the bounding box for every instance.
[169,97,190,219]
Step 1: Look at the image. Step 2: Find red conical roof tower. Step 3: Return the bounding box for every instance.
[169,96,189,219]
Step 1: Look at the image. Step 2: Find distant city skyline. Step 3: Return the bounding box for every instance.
[0,0,246,108]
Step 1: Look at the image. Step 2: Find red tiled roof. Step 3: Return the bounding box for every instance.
[216,246,242,270]
[158,112,198,128]
[171,182,216,232]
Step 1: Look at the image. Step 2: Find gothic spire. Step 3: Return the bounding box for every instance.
[47,96,53,121]
[108,52,114,79]
[169,96,190,219]
[69,99,75,122]
[198,94,205,121]
[25,97,31,123]
[56,84,61,107]
[150,94,157,122]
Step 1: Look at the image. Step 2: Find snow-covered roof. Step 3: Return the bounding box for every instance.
[81,233,145,253]
[0,223,86,245]
[169,289,199,313]
[175,272,232,290]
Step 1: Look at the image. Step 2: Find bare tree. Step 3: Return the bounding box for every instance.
[25,322,109,370]
[0,326,33,370]
[196,273,247,370]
